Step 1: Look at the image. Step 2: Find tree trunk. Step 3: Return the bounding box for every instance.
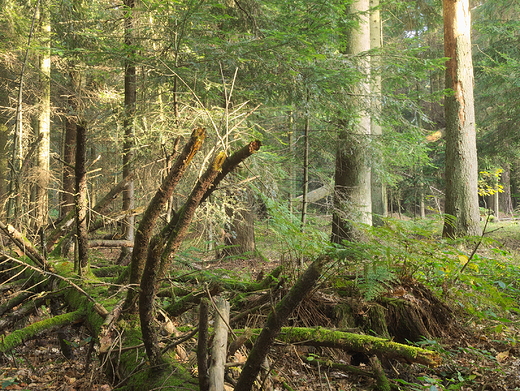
[120,0,137,263]
[125,128,206,310]
[0,124,9,214]
[139,152,227,367]
[222,191,256,257]
[500,164,513,217]
[33,0,51,229]
[369,0,387,227]
[442,0,481,238]
[75,124,89,274]
[61,71,80,218]
[332,0,372,243]
[301,91,310,229]
[208,298,230,391]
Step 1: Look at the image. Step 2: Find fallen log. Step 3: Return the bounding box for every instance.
[0,308,85,353]
[237,327,441,367]
[89,239,135,248]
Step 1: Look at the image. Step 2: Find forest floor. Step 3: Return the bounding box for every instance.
[1,218,520,390]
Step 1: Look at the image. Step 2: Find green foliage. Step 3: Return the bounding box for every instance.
[261,198,329,262]
[328,218,520,323]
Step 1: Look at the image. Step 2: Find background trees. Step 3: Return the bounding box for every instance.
[1,0,520,389]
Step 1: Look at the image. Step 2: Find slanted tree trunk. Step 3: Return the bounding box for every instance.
[125,128,206,310]
[234,256,330,391]
[139,152,227,367]
[442,0,481,238]
[332,0,372,243]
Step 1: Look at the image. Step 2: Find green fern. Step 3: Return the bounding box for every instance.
[358,263,397,301]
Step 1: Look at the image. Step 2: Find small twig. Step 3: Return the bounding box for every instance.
[455,214,490,282]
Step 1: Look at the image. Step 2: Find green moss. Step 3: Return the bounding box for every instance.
[0,308,84,353]
[233,327,441,367]
[114,316,199,391]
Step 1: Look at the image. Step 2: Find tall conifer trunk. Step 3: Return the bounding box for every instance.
[61,70,79,218]
[442,0,481,238]
[121,0,137,261]
[369,0,387,226]
[34,0,51,229]
[332,0,372,243]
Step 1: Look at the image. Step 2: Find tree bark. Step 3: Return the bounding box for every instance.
[0,125,9,216]
[120,0,137,263]
[75,123,89,273]
[500,164,513,216]
[126,128,206,309]
[198,298,210,391]
[208,298,230,391]
[33,0,51,229]
[222,191,256,257]
[61,70,80,218]
[369,0,387,226]
[301,90,310,228]
[332,0,372,243]
[139,152,227,367]
[442,0,481,238]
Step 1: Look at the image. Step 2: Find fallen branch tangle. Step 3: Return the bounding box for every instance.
[0,131,446,391]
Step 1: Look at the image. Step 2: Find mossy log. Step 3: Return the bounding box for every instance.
[174,264,282,293]
[0,291,35,317]
[0,292,60,332]
[237,327,441,367]
[0,308,85,353]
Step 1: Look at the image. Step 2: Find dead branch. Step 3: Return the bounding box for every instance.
[234,255,330,391]
[126,127,206,309]
[0,220,49,270]
[139,151,226,367]
[0,252,109,318]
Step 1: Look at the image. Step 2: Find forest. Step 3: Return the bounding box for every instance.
[0,0,519,390]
